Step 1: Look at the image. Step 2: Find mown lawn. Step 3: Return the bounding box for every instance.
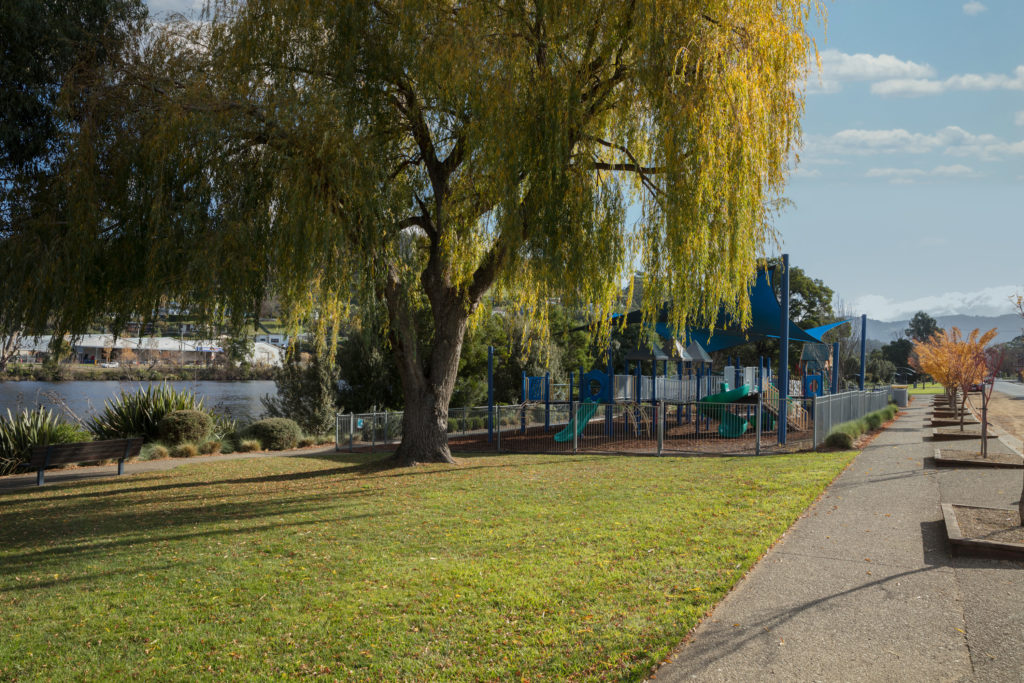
[0,449,856,681]
[908,382,944,395]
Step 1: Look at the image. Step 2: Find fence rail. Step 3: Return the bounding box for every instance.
[333,389,881,456]
[812,388,893,447]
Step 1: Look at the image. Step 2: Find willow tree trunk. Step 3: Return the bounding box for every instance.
[385,283,470,466]
[393,384,456,465]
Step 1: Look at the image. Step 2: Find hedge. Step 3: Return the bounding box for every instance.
[823,404,898,449]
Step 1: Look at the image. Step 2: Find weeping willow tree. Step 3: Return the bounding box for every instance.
[2,0,822,465]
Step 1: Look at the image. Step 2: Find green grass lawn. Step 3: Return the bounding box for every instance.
[0,450,856,681]
[908,382,944,395]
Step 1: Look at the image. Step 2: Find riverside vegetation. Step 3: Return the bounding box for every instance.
[0,384,331,476]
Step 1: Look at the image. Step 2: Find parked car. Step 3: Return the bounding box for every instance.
[100,361,119,368]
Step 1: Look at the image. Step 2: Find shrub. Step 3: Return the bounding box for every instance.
[145,444,170,460]
[243,418,301,450]
[297,436,318,448]
[823,430,854,449]
[0,408,92,476]
[170,443,199,458]
[87,384,205,441]
[823,407,898,450]
[158,410,213,445]
[236,439,262,453]
[261,353,338,435]
[198,440,222,455]
[219,436,237,455]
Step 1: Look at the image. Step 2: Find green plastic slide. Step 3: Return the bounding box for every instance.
[697,384,751,438]
[554,401,600,442]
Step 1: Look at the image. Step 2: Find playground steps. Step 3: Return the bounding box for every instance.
[761,384,811,432]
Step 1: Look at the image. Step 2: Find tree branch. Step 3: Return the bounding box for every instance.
[591,161,664,174]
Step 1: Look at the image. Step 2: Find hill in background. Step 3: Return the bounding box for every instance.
[866,314,1023,344]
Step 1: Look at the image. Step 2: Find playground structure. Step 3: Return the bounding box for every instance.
[335,253,880,457]
[475,254,868,454]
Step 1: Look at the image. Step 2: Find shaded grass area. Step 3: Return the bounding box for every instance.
[0,450,856,681]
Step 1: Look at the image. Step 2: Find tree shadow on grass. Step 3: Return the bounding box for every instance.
[0,451,607,572]
[2,451,605,506]
[0,501,391,581]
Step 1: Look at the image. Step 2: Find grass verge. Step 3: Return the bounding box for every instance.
[0,449,856,681]
[908,382,944,395]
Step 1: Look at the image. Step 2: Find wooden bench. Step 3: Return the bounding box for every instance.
[25,438,143,486]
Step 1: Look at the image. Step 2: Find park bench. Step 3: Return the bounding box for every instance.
[25,438,143,486]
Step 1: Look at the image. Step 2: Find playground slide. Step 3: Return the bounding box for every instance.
[697,384,751,438]
[554,401,600,443]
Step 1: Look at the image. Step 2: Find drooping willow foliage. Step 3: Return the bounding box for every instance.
[2,0,822,460]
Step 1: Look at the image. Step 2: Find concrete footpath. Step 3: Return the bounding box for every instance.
[652,399,1024,682]
[0,444,341,492]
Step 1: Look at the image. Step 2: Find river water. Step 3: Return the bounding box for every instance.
[0,381,276,424]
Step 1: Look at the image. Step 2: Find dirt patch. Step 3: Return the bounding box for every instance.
[934,449,1024,467]
[955,506,1024,544]
[972,391,1024,444]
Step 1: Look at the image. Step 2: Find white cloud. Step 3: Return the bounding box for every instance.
[1015,111,1024,126]
[865,168,927,179]
[808,50,934,93]
[872,65,1024,96]
[855,285,1019,321]
[932,164,976,176]
[864,164,977,184]
[962,1,987,15]
[792,167,821,178]
[808,126,1024,161]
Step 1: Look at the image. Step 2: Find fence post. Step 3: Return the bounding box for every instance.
[544,371,551,431]
[755,398,762,455]
[349,413,355,452]
[572,401,578,455]
[813,396,818,448]
[335,413,340,451]
[657,402,664,455]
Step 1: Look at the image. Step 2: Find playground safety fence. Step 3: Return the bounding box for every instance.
[811,388,894,448]
[490,398,813,456]
[333,393,833,455]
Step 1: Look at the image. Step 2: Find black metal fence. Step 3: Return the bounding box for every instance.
[335,393,828,456]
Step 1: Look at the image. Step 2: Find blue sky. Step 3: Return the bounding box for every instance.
[147,0,1023,322]
[785,0,1024,320]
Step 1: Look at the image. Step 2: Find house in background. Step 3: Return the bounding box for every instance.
[14,335,283,367]
[255,322,290,349]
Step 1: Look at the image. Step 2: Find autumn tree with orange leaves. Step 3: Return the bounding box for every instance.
[911,327,997,431]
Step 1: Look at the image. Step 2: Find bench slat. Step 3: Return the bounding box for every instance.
[28,439,143,467]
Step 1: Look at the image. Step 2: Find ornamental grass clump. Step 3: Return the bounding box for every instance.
[0,408,92,475]
[170,443,199,459]
[88,384,205,441]
[198,440,222,455]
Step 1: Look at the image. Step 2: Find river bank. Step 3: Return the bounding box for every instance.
[1,363,276,383]
[0,380,277,423]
